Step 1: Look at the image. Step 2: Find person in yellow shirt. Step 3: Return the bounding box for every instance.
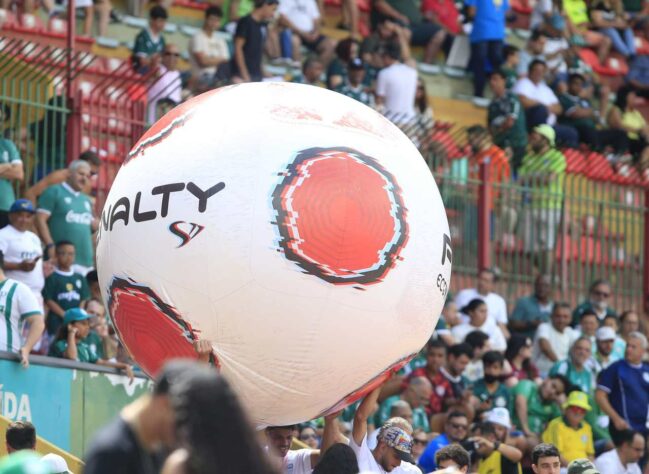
[541,391,595,466]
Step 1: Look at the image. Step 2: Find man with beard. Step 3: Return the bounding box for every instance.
[572,280,618,328]
[593,326,621,371]
[351,387,420,473]
[518,125,566,275]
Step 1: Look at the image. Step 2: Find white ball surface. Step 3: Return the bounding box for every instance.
[96,83,452,426]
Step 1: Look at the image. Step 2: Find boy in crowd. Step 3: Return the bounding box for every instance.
[472,351,510,415]
[42,241,90,337]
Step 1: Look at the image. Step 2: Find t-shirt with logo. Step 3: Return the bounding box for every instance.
[0,225,44,293]
[549,359,595,394]
[598,359,649,434]
[283,449,312,474]
[133,28,165,58]
[84,331,105,360]
[542,416,594,463]
[472,378,511,412]
[478,448,523,474]
[49,338,98,363]
[37,183,94,267]
[42,268,90,335]
[0,138,21,211]
[0,278,42,352]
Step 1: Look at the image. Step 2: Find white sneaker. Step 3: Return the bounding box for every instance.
[472,96,491,108]
[418,63,441,75]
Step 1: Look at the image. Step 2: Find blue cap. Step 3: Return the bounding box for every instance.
[63,308,91,325]
[9,199,35,214]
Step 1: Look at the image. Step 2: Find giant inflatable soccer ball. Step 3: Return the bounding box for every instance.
[96,82,452,426]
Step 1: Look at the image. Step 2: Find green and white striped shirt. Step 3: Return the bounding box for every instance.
[0,278,42,352]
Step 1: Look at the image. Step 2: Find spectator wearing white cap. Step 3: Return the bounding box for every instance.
[41,454,71,474]
[472,413,523,474]
[593,326,622,371]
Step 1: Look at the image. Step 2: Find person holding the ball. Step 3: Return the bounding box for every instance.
[351,386,422,473]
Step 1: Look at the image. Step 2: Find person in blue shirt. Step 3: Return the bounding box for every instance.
[466,0,509,98]
[595,331,649,438]
[418,411,469,472]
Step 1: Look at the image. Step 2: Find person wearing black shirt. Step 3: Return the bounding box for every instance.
[232,0,279,82]
[83,361,198,474]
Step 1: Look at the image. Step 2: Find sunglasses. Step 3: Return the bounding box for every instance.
[449,422,468,430]
[414,439,428,445]
[592,290,610,297]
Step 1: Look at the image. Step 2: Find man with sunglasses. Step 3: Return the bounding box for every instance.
[147,44,183,124]
[572,279,618,328]
[418,411,469,472]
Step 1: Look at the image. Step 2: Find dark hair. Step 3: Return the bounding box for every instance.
[56,240,75,251]
[552,302,571,313]
[335,37,359,63]
[465,331,489,350]
[449,343,474,359]
[530,29,546,42]
[532,443,560,465]
[615,86,634,111]
[205,5,223,17]
[312,443,359,474]
[568,73,586,85]
[620,310,638,323]
[447,411,468,423]
[381,41,401,61]
[528,59,547,74]
[476,421,495,436]
[266,425,298,432]
[482,350,505,367]
[435,443,470,469]
[548,374,572,394]
[503,44,519,59]
[254,0,278,8]
[302,57,322,74]
[79,150,101,167]
[154,360,202,396]
[505,334,535,378]
[612,429,642,448]
[415,80,429,114]
[579,309,598,322]
[150,5,168,19]
[427,339,447,352]
[171,368,278,474]
[86,270,98,284]
[461,298,486,315]
[488,69,506,80]
[6,421,36,451]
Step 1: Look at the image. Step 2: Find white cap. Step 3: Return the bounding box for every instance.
[596,327,616,341]
[486,407,511,429]
[41,454,71,474]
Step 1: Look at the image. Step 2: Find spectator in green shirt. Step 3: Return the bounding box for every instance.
[471,351,511,416]
[42,241,90,336]
[558,73,628,153]
[336,58,374,108]
[511,375,569,450]
[572,279,617,327]
[35,160,96,274]
[518,125,566,274]
[376,376,432,432]
[509,274,554,339]
[0,104,25,227]
[49,308,134,381]
[488,70,528,173]
[549,336,596,394]
[501,45,520,90]
[132,6,168,73]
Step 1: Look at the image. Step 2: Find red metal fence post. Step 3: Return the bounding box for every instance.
[478,162,491,271]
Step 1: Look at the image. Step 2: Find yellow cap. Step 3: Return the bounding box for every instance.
[562,391,592,411]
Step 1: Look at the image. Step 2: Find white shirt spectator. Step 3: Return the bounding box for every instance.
[284,449,312,474]
[147,64,182,124]
[349,434,421,473]
[189,29,230,78]
[278,0,320,32]
[454,288,508,325]
[533,322,578,375]
[451,317,507,352]
[0,224,44,307]
[595,448,642,474]
[376,63,417,122]
[513,77,560,125]
[530,0,552,30]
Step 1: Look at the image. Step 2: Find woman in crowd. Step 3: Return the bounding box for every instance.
[327,38,360,89]
[505,334,541,387]
[311,443,359,474]
[163,368,279,474]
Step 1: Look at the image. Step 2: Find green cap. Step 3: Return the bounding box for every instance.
[0,452,50,474]
[567,459,599,474]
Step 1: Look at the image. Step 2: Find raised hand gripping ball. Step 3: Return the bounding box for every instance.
[96,83,452,426]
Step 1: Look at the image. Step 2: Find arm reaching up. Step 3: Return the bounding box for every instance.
[353,386,381,446]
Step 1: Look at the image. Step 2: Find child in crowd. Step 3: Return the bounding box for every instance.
[42,241,89,338]
[472,351,511,416]
[542,391,594,465]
